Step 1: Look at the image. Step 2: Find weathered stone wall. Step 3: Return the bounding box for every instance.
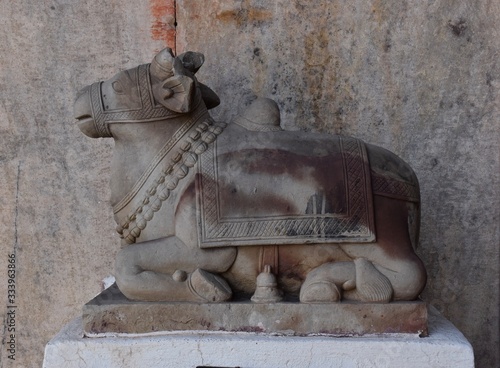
[0,1,174,366]
[0,0,498,367]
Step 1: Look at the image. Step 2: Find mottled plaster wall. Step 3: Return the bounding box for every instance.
[0,1,174,367]
[0,0,498,367]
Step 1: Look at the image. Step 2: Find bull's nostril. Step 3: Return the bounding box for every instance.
[163,88,174,99]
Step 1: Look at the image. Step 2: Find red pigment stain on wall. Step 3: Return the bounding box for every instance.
[150,0,176,52]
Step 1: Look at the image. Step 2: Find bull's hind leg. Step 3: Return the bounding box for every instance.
[340,196,426,302]
[300,197,426,303]
[114,236,237,301]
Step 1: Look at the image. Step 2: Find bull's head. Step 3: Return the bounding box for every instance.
[74,48,220,138]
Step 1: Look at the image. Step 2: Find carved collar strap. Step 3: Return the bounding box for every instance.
[112,102,206,215]
[89,64,192,138]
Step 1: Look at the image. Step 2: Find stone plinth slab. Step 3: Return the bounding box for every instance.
[83,284,427,336]
[44,307,473,368]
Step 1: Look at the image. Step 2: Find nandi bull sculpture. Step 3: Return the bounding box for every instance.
[74,48,426,304]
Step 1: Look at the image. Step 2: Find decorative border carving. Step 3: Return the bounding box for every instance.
[371,173,419,202]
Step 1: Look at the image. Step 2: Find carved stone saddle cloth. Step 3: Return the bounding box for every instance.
[196,126,376,248]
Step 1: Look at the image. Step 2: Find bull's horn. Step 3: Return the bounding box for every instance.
[150,47,175,80]
[178,51,205,74]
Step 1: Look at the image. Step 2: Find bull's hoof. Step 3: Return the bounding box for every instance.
[299,281,340,303]
[188,268,232,302]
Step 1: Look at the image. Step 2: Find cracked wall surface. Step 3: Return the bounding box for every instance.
[0,0,498,367]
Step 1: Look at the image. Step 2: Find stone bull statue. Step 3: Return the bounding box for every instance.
[74,48,426,303]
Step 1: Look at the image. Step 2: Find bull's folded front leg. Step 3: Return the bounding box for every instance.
[114,235,236,302]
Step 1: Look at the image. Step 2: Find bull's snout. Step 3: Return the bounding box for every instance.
[74,85,100,138]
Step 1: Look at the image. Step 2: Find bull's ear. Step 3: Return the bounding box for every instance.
[177,51,205,74]
[199,82,220,109]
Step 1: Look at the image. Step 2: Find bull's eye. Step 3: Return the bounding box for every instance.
[112,81,124,94]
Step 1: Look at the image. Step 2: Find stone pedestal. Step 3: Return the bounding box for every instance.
[83,284,428,336]
[43,306,473,368]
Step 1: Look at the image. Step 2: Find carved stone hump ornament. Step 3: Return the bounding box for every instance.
[75,48,426,304]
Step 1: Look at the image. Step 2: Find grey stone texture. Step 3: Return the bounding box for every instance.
[0,0,498,367]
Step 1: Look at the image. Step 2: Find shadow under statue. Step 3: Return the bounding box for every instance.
[74,48,427,335]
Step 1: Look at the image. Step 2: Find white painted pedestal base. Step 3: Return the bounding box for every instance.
[43,307,473,368]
